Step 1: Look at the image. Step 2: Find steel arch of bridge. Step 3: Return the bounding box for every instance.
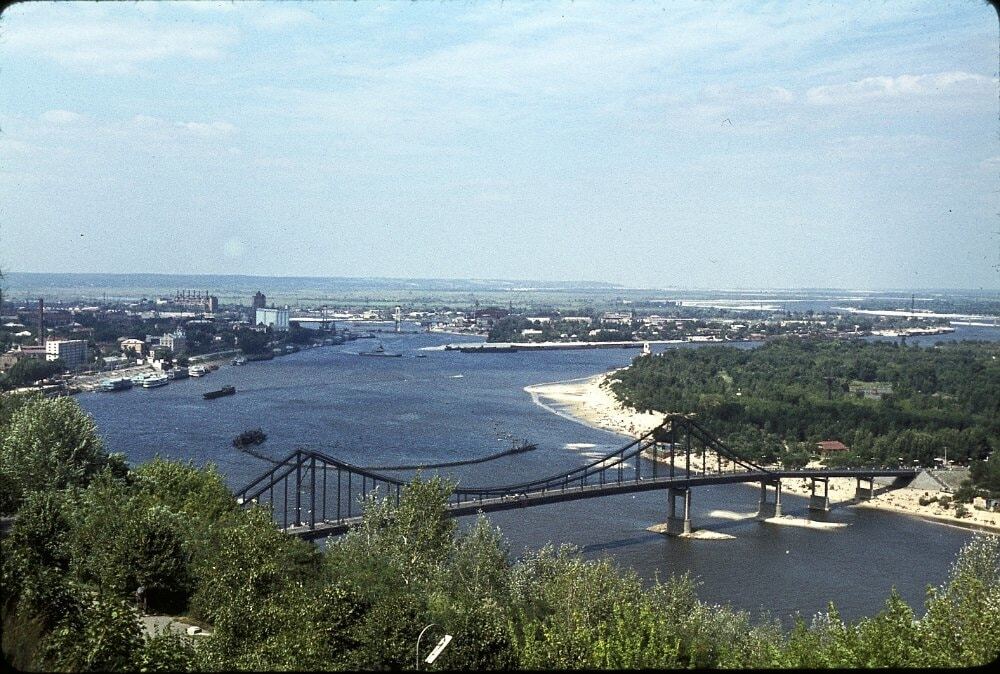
[235,413,915,539]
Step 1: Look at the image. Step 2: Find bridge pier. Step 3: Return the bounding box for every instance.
[855,476,876,501]
[809,477,830,512]
[665,487,692,535]
[756,480,782,520]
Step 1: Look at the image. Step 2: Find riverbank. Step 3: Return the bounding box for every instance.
[526,371,1000,533]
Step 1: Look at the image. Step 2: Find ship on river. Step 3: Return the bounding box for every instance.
[203,385,236,400]
[358,343,402,357]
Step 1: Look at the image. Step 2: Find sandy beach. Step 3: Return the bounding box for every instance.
[526,371,1000,533]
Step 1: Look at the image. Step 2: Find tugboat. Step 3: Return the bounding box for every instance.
[358,342,402,357]
[203,385,236,400]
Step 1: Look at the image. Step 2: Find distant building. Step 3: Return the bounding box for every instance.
[45,339,88,369]
[0,346,47,372]
[600,311,634,325]
[252,291,267,309]
[816,440,850,456]
[473,307,509,329]
[160,330,188,355]
[119,338,146,356]
[173,290,219,313]
[255,307,290,332]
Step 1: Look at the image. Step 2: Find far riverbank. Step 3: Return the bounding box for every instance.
[525,371,1000,533]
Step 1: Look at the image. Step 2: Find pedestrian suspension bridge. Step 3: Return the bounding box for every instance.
[235,413,917,540]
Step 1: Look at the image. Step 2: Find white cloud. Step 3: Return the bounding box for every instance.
[806,71,995,105]
[3,15,238,74]
[40,109,82,124]
[250,5,319,31]
[177,121,236,137]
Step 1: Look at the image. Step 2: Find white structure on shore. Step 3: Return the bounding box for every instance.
[255,307,290,332]
[45,339,88,368]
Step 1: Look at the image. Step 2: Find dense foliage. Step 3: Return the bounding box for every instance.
[610,340,1000,476]
[2,393,999,670]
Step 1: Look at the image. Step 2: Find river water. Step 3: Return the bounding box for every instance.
[76,325,999,625]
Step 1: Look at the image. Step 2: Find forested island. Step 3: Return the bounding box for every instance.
[609,339,1000,497]
[2,392,999,670]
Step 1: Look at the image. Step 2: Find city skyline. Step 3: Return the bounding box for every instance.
[1,1,998,290]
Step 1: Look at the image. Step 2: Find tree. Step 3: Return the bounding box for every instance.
[2,358,66,388]
[0,396,123,512]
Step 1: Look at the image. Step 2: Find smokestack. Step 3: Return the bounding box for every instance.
[38,298,45,347]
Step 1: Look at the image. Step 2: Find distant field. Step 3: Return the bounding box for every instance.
[2,272,997,312]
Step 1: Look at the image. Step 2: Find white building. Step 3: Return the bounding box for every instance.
[160,330,188,354]
[45,339,88,368]
[255,307,290,332]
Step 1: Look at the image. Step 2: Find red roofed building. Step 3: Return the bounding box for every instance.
[817,440,849,455]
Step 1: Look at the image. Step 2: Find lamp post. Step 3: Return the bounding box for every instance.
[416,623,452,670]
[416,623,436,671]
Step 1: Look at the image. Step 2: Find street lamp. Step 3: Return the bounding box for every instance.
[416,623,453,670]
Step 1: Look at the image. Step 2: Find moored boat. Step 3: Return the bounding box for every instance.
[232,356,247,366]
[99,377,133,392]
[189,365,208,377]
[167,367,189,380]
[141,374,169,388]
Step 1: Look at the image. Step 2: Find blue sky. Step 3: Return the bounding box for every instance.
[0,0,997,289]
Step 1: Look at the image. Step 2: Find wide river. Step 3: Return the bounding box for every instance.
[77,325,999,625]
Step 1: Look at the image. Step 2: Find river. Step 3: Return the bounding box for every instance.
[76,324,999,625]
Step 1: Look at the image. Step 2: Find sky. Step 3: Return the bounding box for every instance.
[0,0,997,290]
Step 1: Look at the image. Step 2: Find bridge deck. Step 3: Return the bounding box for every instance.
[284,468,916,540]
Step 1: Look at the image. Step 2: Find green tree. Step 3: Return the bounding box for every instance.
[0,396,123,512]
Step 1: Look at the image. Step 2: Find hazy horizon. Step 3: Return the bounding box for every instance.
[1,1,997,290]
[2,270,999,296]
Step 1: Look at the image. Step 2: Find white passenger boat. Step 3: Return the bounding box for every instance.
[141,374,169,388]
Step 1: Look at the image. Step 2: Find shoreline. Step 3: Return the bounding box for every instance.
[525,372,1000,534]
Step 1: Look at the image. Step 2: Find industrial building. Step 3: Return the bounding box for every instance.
[255,307,290,332]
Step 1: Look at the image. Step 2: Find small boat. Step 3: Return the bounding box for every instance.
[358,343,402,357]
[141,374,169,388]
[167,367,189,380]
[232,427,266,448]
[203,385,236,400]
[189,365,208,377]
[232,356,247,366]
[99,377,133,392]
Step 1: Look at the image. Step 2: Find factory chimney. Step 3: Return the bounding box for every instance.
[37,298,45,346]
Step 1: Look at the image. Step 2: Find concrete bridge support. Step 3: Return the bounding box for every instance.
[855,476,876,501]
[809,477,830,512]
[666,487,692,535]
[756,480,782,520]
